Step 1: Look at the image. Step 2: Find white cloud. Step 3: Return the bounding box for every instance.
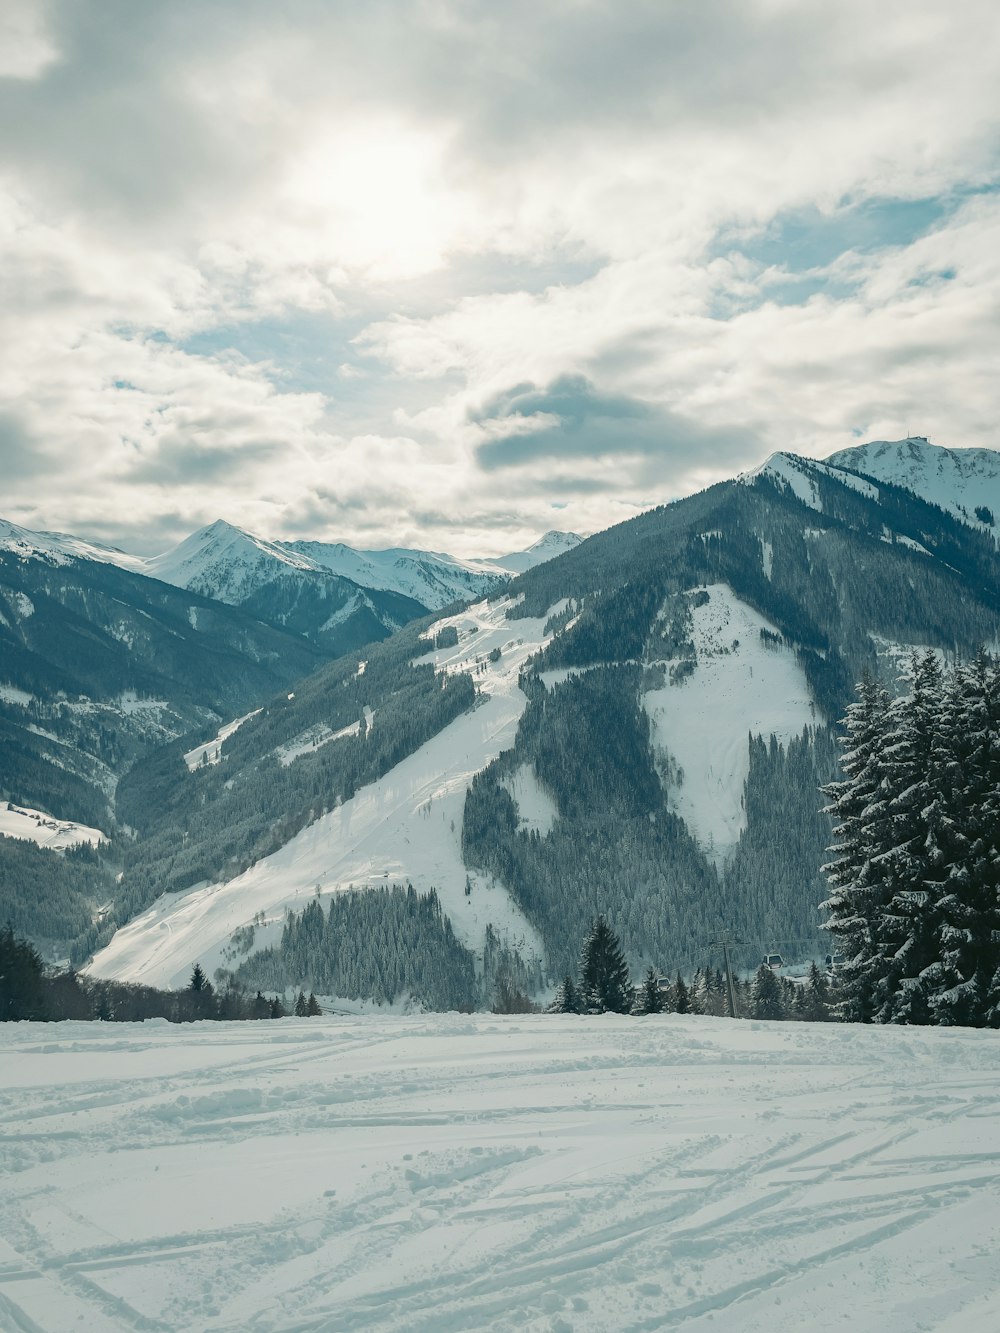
[0,0,998,556]
[0,3,59,81]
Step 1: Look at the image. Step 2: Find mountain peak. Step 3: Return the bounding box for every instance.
[199,518,246,537]
[826,438,1000,531]
[492,530,583,574]
[532,529,583,550]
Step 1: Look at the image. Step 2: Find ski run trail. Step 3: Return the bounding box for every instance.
[2,1016,999,1333]
[90,595,554,991]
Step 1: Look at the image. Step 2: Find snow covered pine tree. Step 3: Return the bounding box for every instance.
[822,652,1000,1027]
[548,975,583,1013]
[579,916,633,1013]
[821,671,895,1020]
[748,963,785,1020]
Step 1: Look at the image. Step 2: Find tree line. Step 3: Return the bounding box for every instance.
[0,927,318,1023]
[546,915,835,1022]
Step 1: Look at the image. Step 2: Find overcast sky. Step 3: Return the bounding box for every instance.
[2,0,998,556]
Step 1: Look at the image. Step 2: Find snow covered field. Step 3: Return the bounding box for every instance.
[0,803,105,850]
[2,1015,999,1333]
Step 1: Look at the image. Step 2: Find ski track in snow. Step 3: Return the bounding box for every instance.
[1,1015,999,1333]
[90,598,552,991]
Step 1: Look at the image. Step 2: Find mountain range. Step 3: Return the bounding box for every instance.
[0,518,579,829]
[4,437,1000,1001]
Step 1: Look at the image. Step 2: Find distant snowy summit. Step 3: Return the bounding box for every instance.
[0,516,148,573]
[489,530,584,575]
[739,437,1000,537]
[825,437,1000,532]
[147,521,583,610]
[0,513,583,612]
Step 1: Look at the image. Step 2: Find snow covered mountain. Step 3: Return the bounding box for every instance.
[91,595,552,990]
[82,443,1000,1000]
[156,523,583,611]
[0,512,582,853]
[488,529,584,575]
[12,437,1000,995]
[0,516,149,573]
[0,527,323,917]
[284,530,580,606]
[2,514,584,654]
[825,436,1000,534]
[132,519,430,654]
[282,539,505,609]
[144,519,321,597]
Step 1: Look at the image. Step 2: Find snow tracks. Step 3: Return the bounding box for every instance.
[2,1016,1000,1332]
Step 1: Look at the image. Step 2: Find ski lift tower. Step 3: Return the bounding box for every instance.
[709,932,742,1019]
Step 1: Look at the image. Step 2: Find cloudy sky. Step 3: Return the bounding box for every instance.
[2,0,998,556]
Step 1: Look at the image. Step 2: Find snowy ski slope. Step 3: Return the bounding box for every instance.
[183,710,263,770]
[2,1014,999,1333]
[90,597,554,990]
[642,584,817,859]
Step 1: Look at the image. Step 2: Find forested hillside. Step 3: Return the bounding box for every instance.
[513,460,1000,717]
[0,545,322,831]
[81,614,475,963]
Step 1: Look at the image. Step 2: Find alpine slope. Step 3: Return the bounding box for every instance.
[89,595,556,990]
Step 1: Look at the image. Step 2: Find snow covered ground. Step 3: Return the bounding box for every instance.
[0,802,105,850]
[2,1014,999,1333]
[91,597,554,990]
[642,584,817,860]
[276,707,376,767]
[183,710,263,771]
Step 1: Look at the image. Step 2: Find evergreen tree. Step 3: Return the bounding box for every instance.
[0,925,47,1021]
[269,995,287,1018]
[183,961,215,1019]
[46,966,92,1020]
[822,653,1000,1028]
[821,673,894,1020]
[306,991,322,1016]
[250,990,271,1019]
[294,990,308,1017]
[748,963,785,1020]
[922,653,1000,1025]
[579,916,633,1014]
[874,652,945,1023]
[549,975,583,1014]
[672,971,692,1015]
[633,966,666,1015]
[690,967,710,1015]
[801,961,831,1022]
